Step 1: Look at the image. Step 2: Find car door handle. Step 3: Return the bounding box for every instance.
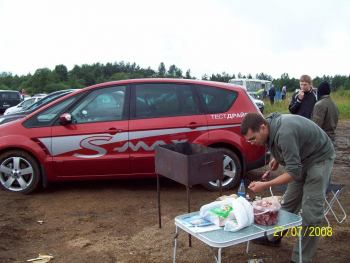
[186,122,201,129]
[106,128,124,135]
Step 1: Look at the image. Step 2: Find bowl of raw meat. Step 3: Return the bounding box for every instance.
[252,198,281,226]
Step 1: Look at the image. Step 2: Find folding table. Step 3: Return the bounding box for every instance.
[173,210,302,263]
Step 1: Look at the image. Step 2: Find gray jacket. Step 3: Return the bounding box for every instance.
[267,113,335,181]
[312,95,339,142]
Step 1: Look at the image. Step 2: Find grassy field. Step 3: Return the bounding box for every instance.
[264,90,350,120]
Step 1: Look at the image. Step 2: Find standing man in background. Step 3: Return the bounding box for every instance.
[312,81,339,144]
[281,85,287,100]
[268,84,276,105]
[289,75,317,118]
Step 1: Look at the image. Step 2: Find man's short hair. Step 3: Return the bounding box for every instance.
[241,113,267,135]
[300,75,312,84]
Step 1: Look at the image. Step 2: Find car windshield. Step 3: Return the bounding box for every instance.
[24,91,72,111]
[21,98,36,108]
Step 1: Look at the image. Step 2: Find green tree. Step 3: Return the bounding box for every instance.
[167,64,176,77]
[0,84,9,90]
[331,75,347,91]
[343,77,350,90]
[103,62,115,78]
[273,73,299,92]
[158,62,166,77]
[209,72,233,83]
[110,72,131,81]
[54,64,68,82]
[45,82,69,93]
[28,68,55,93]
[185,69,192,79]
[175,68,182,78]
[255,73,272,81]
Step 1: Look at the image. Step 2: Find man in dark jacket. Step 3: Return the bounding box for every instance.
[241,112,335,263]
[312,81,339,143]
[268,85,276,105]
[289,75,317,118]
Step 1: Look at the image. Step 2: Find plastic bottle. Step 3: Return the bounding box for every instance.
[237,179,246,198]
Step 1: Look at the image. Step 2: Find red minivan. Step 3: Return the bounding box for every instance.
[0,79,266,193]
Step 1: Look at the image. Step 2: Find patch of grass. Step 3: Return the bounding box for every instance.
[263,91,350,120]
[332,90,350,120]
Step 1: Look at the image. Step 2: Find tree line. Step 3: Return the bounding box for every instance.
[1,61,349,95]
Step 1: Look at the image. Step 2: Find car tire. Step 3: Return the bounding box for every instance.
[0,150,41,194]
[202,148,242,191]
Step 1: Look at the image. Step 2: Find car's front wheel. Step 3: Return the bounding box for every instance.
[0,150,41,194]
[202,148,242,191]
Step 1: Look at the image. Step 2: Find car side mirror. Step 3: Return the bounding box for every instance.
[59,113,72,125]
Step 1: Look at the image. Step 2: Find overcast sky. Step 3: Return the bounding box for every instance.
[1,0,349,79]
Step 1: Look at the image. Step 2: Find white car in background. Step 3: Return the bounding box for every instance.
[247,93,265,113]
[4,95,46,115]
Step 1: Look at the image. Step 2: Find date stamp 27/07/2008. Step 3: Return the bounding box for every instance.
[273,226,333,237]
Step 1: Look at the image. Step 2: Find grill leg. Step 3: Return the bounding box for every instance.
[186,186,192,247]
[173,226,178,263]
[157,174,161,228]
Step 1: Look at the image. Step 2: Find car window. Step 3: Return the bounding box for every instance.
[26,92,66,110]
[24,96,77,128]
[21,98,36,108]
[197,85,237,114]
[36,97,76,123]
[70,86,126,124]
[230,80,243,86]
[0,92,21,100]
[134,83,199,119]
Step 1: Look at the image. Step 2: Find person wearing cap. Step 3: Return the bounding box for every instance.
[241,112,335,263]
[289,75,317,119]
[312,81,339,144]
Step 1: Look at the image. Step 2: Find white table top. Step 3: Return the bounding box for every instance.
[175,210,302,248]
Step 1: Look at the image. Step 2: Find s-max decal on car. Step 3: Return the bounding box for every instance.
[74,136,113,158]
[38,132,128,156]
[114,139,188,153]
[37,124,237,158]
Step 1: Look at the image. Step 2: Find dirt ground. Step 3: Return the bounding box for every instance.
[0,122,349,263]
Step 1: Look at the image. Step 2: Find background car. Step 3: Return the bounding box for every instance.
[3,95,46,115]
[248,93,265,113]
[0,79,266,194]
[0,89,78,125]
[0,90,21,114]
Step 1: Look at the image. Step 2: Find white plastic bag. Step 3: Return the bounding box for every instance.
[224,197,254,232]
[199,197,254,231]
[199,198,236,226]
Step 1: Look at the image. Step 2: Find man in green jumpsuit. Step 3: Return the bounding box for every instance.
[241,112,335,263]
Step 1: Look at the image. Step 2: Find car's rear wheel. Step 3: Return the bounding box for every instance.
[202,148,242,191]
[0,150,41,194]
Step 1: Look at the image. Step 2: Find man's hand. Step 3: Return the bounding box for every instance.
[269,158,279,171]
[248,181,269,193]
[298,90,305,100]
